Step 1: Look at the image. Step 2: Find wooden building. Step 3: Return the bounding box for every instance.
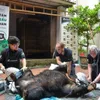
[0,0,75,58]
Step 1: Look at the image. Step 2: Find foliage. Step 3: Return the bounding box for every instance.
[65,4,100,54]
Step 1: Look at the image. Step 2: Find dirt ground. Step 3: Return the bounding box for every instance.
[31,66,88,76]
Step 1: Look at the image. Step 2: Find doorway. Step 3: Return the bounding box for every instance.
[17,15,51,58]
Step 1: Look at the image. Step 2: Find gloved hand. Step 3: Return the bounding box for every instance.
[0,65,5,72]
[60,62,67,66]
[49,64,59,70]
[21,66,28,71]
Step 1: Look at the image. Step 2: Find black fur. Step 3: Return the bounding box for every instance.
[15,69,93,100]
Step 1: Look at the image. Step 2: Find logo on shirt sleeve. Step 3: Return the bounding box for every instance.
[0,55,2,59]
[21,52,25,57]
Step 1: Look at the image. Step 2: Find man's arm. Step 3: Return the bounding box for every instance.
[87,64,92,82]
[0,63,5,71]
[20,58,27,71]
[67,50,73,76]
[20,50,27,71]
[56,56,62,65]
[56,56,71,75]
[20,58,26,68]
[92,73,100,83]
[67,61,71,76]
[56,56,67,65]
[0,52,5,71]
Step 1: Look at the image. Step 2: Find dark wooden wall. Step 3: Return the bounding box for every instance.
[17,15,52,58]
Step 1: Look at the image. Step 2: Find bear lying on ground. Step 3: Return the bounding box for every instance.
[8,68,95,100]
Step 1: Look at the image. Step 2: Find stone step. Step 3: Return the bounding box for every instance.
[26,59,56,68]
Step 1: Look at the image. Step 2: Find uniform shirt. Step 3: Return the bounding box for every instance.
[87,51,100,74]
[87,51,100,64]
[55,48,73,62]
[87,54,97,64]
[0,48,25,69]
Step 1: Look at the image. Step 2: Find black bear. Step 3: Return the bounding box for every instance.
[8,68,95,100]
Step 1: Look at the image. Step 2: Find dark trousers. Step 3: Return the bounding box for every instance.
[91,71,96,81]
[91,64,98,81]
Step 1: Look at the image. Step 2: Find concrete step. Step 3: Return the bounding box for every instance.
[26,58,56,68]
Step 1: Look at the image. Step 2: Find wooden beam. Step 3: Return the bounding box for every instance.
[0,0,69,17]
[23,0,75,6]
[50,0,75,5]
[11,9,61,16]
[1,0,57,11]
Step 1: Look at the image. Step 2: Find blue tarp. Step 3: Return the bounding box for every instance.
[41,96,61,100]
[2,90,100,100]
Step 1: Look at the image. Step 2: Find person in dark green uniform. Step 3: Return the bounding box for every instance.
[0,36,27,72]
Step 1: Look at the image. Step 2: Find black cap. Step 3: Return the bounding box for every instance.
[8,36,20,44]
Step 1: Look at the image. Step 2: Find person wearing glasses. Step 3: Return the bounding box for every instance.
[87,45,100,83]
[0,36,27,73]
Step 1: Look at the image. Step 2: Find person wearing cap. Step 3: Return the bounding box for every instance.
[54,42,76,76]
[87,45,100,83]
[0,36,27,72]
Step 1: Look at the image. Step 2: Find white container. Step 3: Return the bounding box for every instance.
[96,83,100,89]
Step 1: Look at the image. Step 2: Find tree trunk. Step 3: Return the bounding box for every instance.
[86,32,89,55]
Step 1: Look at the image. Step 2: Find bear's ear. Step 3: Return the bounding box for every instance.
[21,69,34,79]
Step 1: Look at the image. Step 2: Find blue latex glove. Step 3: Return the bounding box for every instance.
[15,94,24,100]
[41,96,61,100]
